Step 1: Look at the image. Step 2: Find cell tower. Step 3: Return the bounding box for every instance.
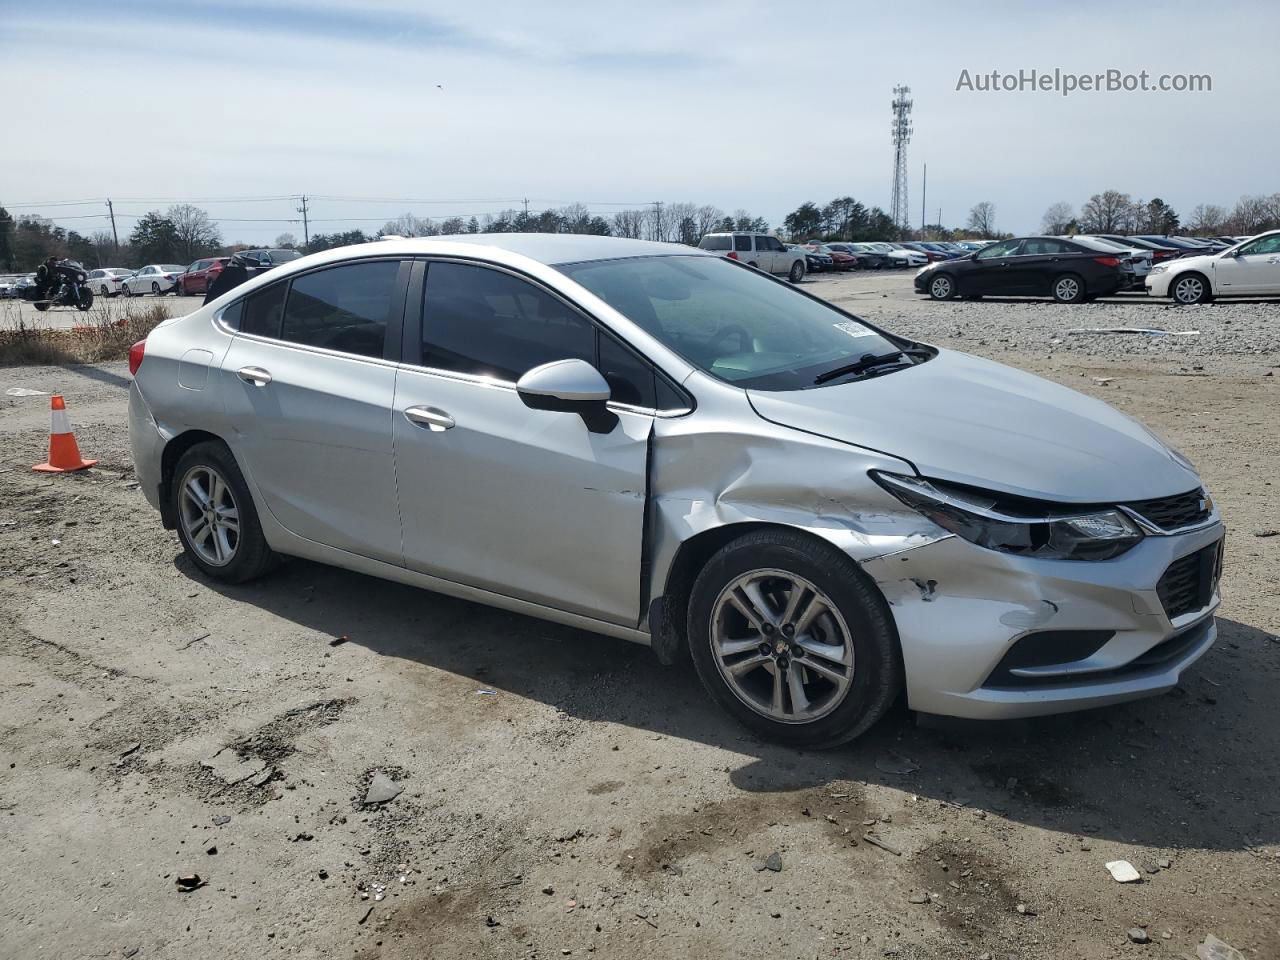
[889,85,913,231]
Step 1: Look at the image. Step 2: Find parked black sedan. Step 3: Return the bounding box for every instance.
[913,236,1127,303]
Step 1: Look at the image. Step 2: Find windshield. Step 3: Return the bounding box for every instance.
[557,255,903,390]
[160,264,183,272]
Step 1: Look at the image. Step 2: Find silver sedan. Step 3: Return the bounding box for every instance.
[128,235,1224,746]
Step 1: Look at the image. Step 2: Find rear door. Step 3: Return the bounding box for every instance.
[1015,238,1074,293]
[1214,234,1280,294]
[754,236,779,273]
[392,259,651,625]
[219,258,409,564]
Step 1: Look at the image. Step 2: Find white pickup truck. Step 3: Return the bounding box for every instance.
[697,232,807,282]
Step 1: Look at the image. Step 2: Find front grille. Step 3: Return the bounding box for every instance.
[1157,542,1222,620]
[1123,488,1210,531]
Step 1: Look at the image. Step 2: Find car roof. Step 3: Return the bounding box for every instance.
[339,233,711,266]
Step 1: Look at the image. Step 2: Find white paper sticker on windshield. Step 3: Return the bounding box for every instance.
[833,321,878,339]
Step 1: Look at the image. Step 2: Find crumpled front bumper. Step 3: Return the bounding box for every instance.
[859,520,1224,719]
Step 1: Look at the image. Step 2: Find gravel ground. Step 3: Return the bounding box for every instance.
[1,277,1277,960]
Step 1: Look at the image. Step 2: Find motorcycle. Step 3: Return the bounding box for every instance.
[25,260,94,311]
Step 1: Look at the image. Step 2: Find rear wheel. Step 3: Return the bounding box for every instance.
[928,274,956,300]
[687,529,902,747]
[1052,273,1086,303]
[33,301,48,312]
[1171,272,1212,304]
[77,288,94,311]
[788,260,805,283]
[173,441,277,583]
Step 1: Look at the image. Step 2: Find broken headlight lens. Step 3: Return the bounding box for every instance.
[872,472,1143,561]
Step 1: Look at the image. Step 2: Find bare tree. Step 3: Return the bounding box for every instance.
[966,201,996,238]
[695,205,724,240]
[1040,202,1075,235]
[611,208,645,239]
[1184,204,1225,236]
[663,202,698,244]
[1226,194,1272,234]
[1078,191,1134,233]
[89,230,116,266]
[167,204,222,262]
[274,232,297,248]
[438,217,467,235]
[381,213,436,237]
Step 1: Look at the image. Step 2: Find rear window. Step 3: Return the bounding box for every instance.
[698,236,731,251]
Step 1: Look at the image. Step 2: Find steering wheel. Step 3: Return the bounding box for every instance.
[705,324,753,361]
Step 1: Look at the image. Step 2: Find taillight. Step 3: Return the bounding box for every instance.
[727,251,739,260]
[128,339,146,376]
[1093,256,1120,267]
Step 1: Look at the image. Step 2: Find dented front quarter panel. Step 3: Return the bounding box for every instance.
[646,369,952,611]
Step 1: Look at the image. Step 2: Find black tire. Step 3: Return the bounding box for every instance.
[686,529,903,748]
[99,284,110,297]
[927,273,956,300]
[788,260,805,283]
[77,288,94,311]
[172,441,277,583]
[151,281,161,296]
[33,301,48,312]
[121,285,131,297]
[1052,272,1086,304]
[747,261,759,269]
[1171,272,1213,305]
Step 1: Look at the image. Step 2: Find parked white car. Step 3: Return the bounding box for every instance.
[122,264,184,296]
[1146,230,1280,304]
[698,232,806,282]
[87,268,134,298]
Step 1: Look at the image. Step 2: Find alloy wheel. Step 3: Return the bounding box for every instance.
[179,465,240,567]
[1174,276,1204,304]
[1055,277,1080,301]
[930,276,952,299]
[710,569,855,723]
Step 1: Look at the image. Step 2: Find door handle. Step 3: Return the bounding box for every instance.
[237,366,272,386]
[404,405,455,432]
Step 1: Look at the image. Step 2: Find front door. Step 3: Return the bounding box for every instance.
[219,259,408,565]
[1214,234,1280,295]
[392,260,650,626]
[964,239,1023,295]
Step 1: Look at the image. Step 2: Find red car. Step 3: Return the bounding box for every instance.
[805,243,859,271]
[177,257,230,296]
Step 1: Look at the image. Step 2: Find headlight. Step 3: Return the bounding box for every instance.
[1149,263,1169,276]
[873,472,1143,561]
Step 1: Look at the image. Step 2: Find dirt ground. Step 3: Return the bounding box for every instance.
[1,272,1277,960]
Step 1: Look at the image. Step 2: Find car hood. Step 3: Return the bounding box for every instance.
[746,348,1199,503]
[1169,253,1216,271]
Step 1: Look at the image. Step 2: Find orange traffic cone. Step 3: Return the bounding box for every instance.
[32,395,98,473]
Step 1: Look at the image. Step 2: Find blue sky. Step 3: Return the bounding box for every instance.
[2,0,1275,242]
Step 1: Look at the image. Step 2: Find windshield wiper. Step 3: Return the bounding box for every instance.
[813,349,918,385]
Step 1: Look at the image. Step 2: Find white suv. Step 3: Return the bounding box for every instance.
[698,232,806,282]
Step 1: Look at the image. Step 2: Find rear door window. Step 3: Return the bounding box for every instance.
[733,235,751,252]
[278,260,399,358]
[240,281,287,338]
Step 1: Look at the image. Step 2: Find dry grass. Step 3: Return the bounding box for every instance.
[0,299,171,366]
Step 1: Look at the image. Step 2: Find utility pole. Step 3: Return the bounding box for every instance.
[106,199,119,253]
[296,195,310,248]
[652,200,663,241]
[920,163,927,237]
[522,197,529,219]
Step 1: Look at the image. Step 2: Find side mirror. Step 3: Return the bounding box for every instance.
[517,358,615,433]
[517,358,610,409]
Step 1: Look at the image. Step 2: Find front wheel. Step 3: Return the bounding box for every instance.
[788,260,805,283]
[151,281,161,296]
[928,274,956,300]
[77,288,94,311]
[687,529,902,747]
[33,301,49,312]
[1052,273,1086,304]
[1171,273,1213,305]
[173,441,277,583]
